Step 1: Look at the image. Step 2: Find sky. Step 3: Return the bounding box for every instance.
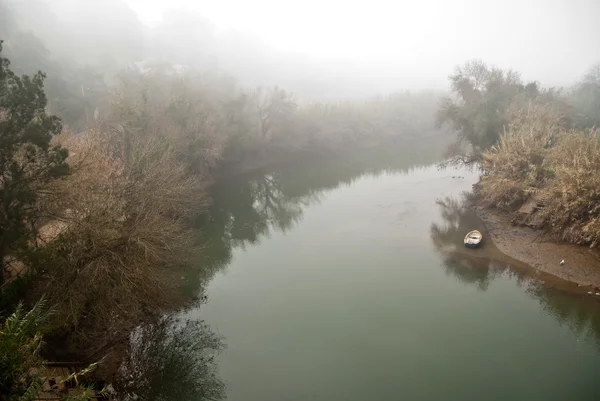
[122,0,600,87]
[9,0,598,93]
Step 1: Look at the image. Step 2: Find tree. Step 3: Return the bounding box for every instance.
[0,42,68,285]
[252,86,296,140]
[436,60,529,164]
[571,64,600,129]
[29,128,210,351]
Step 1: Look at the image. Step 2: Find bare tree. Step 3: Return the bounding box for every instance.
[32,129,210,350]
[251,86,296,140]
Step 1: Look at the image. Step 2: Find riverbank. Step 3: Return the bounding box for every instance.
[473,205,600,290]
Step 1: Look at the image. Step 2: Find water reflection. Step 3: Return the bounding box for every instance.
[198,142,445,280]
[529,283,600,346]
[161,144,447,400]
[430,197,503,290]
[430,196,600,345]
[118,314,226,401]
[120,140,600,400]
[142,144,443,399]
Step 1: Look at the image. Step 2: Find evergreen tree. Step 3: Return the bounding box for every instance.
[0,41,68,285]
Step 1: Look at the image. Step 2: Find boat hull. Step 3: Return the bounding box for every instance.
[464,230,483,248]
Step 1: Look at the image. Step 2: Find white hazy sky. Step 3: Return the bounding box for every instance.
[123,0,600,86]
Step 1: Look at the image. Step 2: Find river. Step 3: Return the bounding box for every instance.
[135,144,600,401]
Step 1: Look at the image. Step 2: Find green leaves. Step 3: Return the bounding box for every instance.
[0,299,49,400]
[437,60,566,166]
[0,42,69,283]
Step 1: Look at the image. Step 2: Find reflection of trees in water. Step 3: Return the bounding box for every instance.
[250,174,312,234]
[118,314,225,401]
[198,171,319,278]
[431,196,600,344]
[114,144,467,400]
[528,284,600,346]
[441,258,498,291]
[430,196,500,290]
[201,143,444,282]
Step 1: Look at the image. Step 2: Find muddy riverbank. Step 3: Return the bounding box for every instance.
[474,205,600,290]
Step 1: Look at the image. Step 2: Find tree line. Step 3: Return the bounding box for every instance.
[2,39,598,397]
[0,36,443,400]
[1,1,598,397]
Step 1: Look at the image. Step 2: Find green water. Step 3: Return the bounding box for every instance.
[186,146,600,401]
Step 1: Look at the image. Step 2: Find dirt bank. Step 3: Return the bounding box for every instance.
[474,205,600,290]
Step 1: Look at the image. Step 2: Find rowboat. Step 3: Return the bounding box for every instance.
[464,230,483,248]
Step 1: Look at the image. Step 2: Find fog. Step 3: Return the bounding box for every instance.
[2,0,599,99]
[3,2,600,398]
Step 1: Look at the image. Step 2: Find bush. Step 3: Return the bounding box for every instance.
[571,64,600,129]
[118,315,225,401]
[30,130,209,346]
[102,69,232,174]
[479,104,600,247]
[0,300,48,400]
[479,102,564,209]
[542,130,600,246]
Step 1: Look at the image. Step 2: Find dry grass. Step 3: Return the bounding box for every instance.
[541,130,600,246]
[480,101,600,247]
[479,102,563,209]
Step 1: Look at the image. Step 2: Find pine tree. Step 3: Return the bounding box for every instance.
[0,41,68,285]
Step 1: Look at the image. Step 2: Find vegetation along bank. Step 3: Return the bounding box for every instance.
[1,1,600,398]
[437,60,600,289]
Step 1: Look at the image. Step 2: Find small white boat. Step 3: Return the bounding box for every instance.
[464,230,483,248]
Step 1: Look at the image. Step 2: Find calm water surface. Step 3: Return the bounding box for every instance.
[188,146,600,401]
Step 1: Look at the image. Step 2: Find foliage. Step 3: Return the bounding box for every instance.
[101,67,444,173]
[436,60,530,164]
[251,86,297,140]
[479,102,565,209]
[118,315,225,401]
[0,299,48,400]
[479,103,600,246]
[0,275,31,316]
[437,60,593,167]
[571,64,600,129]
[541,130,600,246]
[26,130,207,347]
[103,69,230,173]
[434,60,577,166]
[0,299,108,400]
[0,42,68,285]
[442,60,600,246]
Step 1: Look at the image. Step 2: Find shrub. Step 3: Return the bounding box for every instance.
[542,130,600,246]
[118,315,225,401]
[30,130,209,346]
[479,102,564,209]
[0,300,48,400]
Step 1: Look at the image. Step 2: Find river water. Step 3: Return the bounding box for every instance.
[182,145,600,401]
